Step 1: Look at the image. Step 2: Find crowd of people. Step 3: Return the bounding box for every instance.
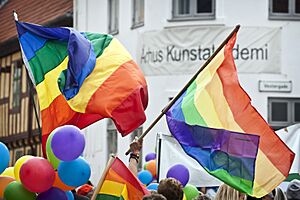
[70,139,300,200]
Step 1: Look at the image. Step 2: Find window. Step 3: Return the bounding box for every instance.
[12,60,22,112]
[172,0,215,20]
[132,0,144,29]
[0,0,8,8]
[269,0,300,20]
[107,119,118,161]
[14,148,24,164]
[268,98,300,130]
[108,0,119,34]
[130,126,143,170]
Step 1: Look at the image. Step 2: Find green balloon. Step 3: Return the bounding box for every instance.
[143,162,147,170]
[183,184,199,200]
[46,131,61,169]
[4,181,36,200]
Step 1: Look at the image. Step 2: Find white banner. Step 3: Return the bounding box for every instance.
[276,124,300,176]
[137,26,281,75]
[157,133,222,187]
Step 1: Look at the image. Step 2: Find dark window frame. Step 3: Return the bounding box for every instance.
[107,119,118,161]
[108,0,119,35]
[268,97,300,130]
[171,0,216,21]
[11,60,22,113]
[269,0,300,20]
[132,0,145,29]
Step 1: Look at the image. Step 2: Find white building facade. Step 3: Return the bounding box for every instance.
[75,0,300,184]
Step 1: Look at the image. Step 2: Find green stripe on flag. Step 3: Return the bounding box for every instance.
[285,173,300,182]
[182,81,207,126]
[96,194,125,200]
[84,32,113,58]
[29,40,68,85]
[209,168,253,195]
[29,33,113,86]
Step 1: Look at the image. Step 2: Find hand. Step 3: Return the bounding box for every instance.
[130,136,143,155]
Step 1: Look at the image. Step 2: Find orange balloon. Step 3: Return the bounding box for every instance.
[0,176,15,198]
[146,160,157,177]
[53,172,75,191]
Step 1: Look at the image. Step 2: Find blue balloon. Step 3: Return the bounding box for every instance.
[138,170,153,185]
[66,191,74,200]
[58,157,91,187]
[37,187,67,200]
[147,183,159,191]
[0,142,9,174]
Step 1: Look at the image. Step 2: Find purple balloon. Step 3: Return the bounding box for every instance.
[51,125,85,161]
[145,153,156,162]
[37,187,67,200]
[166,164,190,187]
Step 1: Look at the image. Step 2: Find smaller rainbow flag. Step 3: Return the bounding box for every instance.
[97,157,149,200]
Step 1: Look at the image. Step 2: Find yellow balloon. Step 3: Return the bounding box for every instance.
[0,167,15,178]
[14,155,33,182]
[183,193,187,200]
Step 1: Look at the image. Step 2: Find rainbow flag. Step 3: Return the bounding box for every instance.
[97,157,149,200]
[15,21,148,150]
[166,32,294,197]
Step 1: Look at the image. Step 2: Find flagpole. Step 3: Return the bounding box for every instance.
[91,155,116,200]
[13,10,43,150]
[13,10,18,21]
[125,25,240,155]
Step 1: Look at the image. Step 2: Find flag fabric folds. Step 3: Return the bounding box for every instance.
[166,32,294,197]
[97,157,149,200]
[15,21,148,150]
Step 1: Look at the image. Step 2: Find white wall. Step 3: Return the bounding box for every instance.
[76,0,300,184]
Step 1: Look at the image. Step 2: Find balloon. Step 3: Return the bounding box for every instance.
[66,190,74,200]
[0,176,14,198]
[166,164,190,187]
[4,181,36,200]
[145,160,156,177]
[146,183,158,191]
[53,172,75,191]
[145,153,156,162]
[51,125,85,161]
[46,130,61,169]
[0,142,9,174]
[37,187,67,200]
[14,155,33,182]
[143,162,147,170]
[138,170,153,185]
[183,184,199,200]
[1,167,15,178]
[20,157,55,193]
[183,193,187,200]
[58,157,91,187]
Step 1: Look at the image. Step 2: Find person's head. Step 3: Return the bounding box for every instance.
[143,193,167,200]
[215,184,246,200]
[157,178,183,200]
[287,179,300,200]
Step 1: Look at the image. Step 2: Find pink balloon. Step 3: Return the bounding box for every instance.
[20,157,55,193]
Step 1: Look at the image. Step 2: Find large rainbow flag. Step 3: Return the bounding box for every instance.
[96,157,149,199]
[15,21,148,150]
[166,31,294,197]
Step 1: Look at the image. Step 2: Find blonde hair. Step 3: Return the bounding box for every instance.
[214,184,245,200]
